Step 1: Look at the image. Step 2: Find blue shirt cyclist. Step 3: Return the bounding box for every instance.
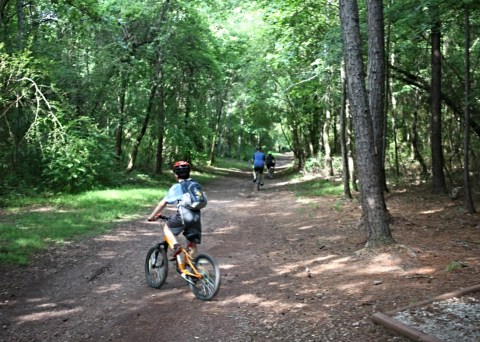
[252,146,266,185]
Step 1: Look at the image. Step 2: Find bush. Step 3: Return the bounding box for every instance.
[41,119,117,193]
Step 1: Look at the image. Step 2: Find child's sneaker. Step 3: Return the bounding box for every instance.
[170,244,181,260]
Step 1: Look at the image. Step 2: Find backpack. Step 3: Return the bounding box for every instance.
[253,151,265,167]
[179,179,207,210]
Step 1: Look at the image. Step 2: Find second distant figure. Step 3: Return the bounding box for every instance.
[252,146,266,186]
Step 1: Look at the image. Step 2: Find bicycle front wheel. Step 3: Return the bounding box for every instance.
[189,253,221,300]
[145,245,168,289]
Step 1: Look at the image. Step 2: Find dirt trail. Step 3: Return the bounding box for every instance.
[1,154,479,342]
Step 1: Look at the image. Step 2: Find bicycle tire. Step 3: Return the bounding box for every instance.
[189,253,221,301]
[145,245,168,289]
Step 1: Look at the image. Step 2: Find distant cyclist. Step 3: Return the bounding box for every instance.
[266,151,276,178]
[252,146,266,186]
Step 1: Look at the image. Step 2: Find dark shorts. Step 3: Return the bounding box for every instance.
[254,166,264,173]
[167,206,202,244]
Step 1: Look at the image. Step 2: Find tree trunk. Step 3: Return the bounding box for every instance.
[16,0,25,49]
[208,99,223,166]
[340,61,352,200]
[155,82,166,174]
[366,0,387,192]
[430,8,447,194]
[323,86,334,176]
[339,0,394,247]
[115,74,127,159]
[463,5,475,213]
[209,78,233,166]
[125,84,157,174]
[347,101,357,192]
[412,88,428,176]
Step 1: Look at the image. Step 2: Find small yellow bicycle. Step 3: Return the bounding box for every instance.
[145,215,221,301]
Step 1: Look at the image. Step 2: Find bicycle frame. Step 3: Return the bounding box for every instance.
[146,214,221,300]
[161,236,203,284]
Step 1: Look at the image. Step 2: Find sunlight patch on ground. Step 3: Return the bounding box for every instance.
[295,198,317,204]
[29,206,72,213]
[215,225,242,234]
[361,263,403,273]
[223,294,306,311]
[95,283,123,294]
[420,208,443,214]
[314,256,352,270]
[337,282,368,293]
[230,202,257,209]
[219,263,236,270]
[225,293,263,304]
[273,180,293,187]
[273,255,342,276]
[208,199,234,204]
[17,307,82,323]
[97,233,134,242]
[403,267,436,274]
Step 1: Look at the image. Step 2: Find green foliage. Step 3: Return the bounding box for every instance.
[446,261,463,272]
[304,157,323,174]
[293,177,343,197]
[1,0,480,201]
[214,157,250,170]
[41,119,117,193]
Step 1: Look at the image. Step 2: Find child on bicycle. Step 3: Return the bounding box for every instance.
[148,161,202,258]
[252,146,266,186]
[266,151,276,178]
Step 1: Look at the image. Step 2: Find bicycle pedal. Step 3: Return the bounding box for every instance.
[181,273,196,285]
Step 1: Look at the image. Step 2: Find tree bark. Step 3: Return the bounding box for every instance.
[463,5,475,213]
[155,81,165,174]
[366,0,387,192]
[339,0,394,247]
[412,88,429,176]
[430,8,447,193]
[340,61,352,200]
[209,78,233,166]
[125,84,157,174]
[16,0,24,49]
[115,74,127,159]
[323,86,333,176]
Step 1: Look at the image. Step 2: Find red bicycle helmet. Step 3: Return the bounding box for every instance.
[173,161,191,177]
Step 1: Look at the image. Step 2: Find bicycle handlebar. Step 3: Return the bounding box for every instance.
[147,213,169,222]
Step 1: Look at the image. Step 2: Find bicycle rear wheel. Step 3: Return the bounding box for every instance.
[189,253,221,300]
[145,245,168,288]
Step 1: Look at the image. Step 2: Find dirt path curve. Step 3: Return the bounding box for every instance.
[2,154,479,342]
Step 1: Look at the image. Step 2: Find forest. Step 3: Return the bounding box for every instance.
[1,1,480,238]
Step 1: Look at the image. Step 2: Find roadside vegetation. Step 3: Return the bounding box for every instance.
[0,171,212,265]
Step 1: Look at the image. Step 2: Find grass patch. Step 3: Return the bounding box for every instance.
[0,171,211,266]
[0,187,166,265]
[212,157,249,171]
[293,177,343,197]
